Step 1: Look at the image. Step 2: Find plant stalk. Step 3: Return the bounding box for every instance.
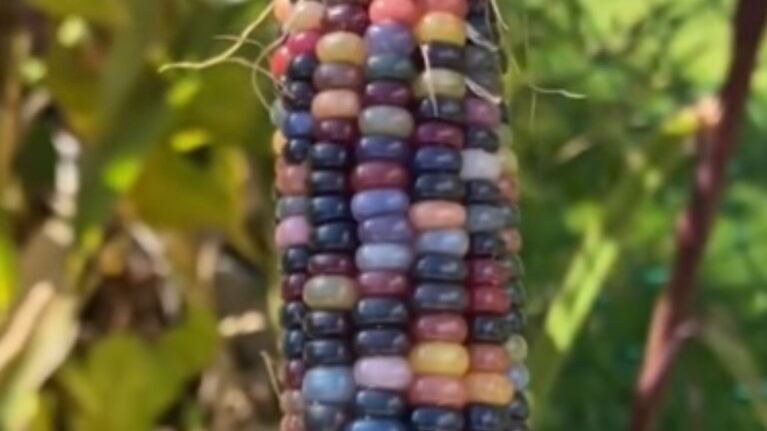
[630,1,767,429]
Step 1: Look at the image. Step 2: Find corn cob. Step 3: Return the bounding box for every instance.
[270,1,528,431]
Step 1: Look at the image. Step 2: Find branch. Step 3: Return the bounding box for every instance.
[630,1,767,430]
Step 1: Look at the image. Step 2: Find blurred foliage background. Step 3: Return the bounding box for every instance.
[1,0,766,430]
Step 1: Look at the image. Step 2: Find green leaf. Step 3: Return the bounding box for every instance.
[530,224,620,416]
[128,139,247,233]
[57,307,217,431]
[543,226,620,352]
[74,77,172,259]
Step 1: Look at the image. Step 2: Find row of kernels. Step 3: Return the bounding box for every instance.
[464,0,530,429]
[274,2,362,431]
[408,2,470,431]
[460,2,520,431]
[272,3,326,431]
[302,15,362,428]
[349,4,417,431]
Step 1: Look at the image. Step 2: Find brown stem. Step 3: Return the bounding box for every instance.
[630,1,767,430]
